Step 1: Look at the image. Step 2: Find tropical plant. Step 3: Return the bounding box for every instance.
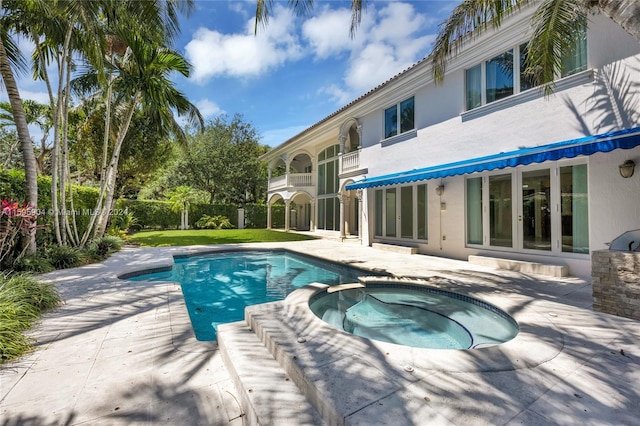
[168,186,197,230]
[0,199,40,268]
[0,272,60,362]
[430,0,640,92]
[45,244,85,269]
[195,214,234,230]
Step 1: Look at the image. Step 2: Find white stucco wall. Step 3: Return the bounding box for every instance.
[354,12,640,280]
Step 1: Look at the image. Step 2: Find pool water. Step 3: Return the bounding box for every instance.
[309,285,518,349]
[128,250,366,340]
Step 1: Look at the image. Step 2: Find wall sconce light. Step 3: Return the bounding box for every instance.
[619,160,635,178]
[435,185,445,196]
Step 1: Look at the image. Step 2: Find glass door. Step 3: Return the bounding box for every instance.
[521,169,551,251]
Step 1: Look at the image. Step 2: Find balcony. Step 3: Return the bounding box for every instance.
[341,150,360,173]
[268,173,313,191]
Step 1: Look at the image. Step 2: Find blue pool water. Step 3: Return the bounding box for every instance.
[309,284,519,349]
[128,250,367,340]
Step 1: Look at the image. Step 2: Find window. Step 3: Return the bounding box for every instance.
[385,188,397,237]
[374,184,427,240]
[317,145,340,231]
[465,29,587,111]
[519,42,537,92]
[401,186,413,239]
[466,64,482,110]
[375,190,383,236]
[562,20,587,77]
[486,50,514,103]
[489,174,512,247]
[384,97,414,139]
[560,165,589,253]
[417,184,428,240]
[466,178,483,244]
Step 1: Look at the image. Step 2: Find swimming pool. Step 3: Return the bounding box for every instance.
[127,250,370,340]
[309,283,519,349]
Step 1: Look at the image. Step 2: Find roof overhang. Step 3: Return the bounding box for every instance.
[346,127,640,191]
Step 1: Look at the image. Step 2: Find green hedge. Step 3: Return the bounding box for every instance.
[117,200,240,229]
[0,169,99,242]
[2,170,282,232]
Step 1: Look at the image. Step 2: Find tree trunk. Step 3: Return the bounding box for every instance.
[598,0,640,43]
[92,95,138,239]
[0,37,37,254]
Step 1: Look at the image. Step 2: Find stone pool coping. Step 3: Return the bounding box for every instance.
[283,277,564,373]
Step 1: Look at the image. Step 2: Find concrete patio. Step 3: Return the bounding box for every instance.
[1,239,639,425]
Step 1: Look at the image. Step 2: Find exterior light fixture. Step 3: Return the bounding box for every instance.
[619,160,635,178]
[435,185,445,196]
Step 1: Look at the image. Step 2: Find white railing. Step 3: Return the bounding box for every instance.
[268,174,287,190]
[289,173,313,187]
[268,173,313,191]
[341,150,360,172]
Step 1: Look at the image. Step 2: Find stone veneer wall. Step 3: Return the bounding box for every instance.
[592,249,640,320]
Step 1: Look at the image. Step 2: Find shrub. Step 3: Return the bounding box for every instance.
[88,235,124,258]
[46,245,85,269]
[195,214,233,230]
[0,273,61,362]
[13,254,54,273]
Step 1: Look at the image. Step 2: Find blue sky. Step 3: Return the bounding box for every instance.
[8,0,459,147]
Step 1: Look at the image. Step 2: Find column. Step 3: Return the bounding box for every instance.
[356,189,363,240]
[284,199,291,232]
[267,203,272,230]
[338,193,346,240]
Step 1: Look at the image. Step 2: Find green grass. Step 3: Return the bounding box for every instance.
[127,228,317,247]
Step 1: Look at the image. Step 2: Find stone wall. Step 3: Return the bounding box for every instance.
[592,250,640,320]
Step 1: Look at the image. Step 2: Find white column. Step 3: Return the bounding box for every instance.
[338,193,346,240]
[356,189,363,241]
[267,203,272,230]
[285,200,291,231]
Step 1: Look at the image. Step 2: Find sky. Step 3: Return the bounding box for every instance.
[8,0,459,147]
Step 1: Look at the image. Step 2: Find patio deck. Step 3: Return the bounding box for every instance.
[1,239,638,425]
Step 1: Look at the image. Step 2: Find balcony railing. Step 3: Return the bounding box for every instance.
[341,150,360,173]
[268,173,313,191]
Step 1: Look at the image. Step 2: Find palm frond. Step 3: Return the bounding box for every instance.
[525,0,588,95]
[430,0,531,84]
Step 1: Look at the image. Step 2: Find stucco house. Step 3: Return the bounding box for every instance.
[260,5,640,279]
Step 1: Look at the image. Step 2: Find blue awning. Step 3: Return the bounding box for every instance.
[346,127,640,190]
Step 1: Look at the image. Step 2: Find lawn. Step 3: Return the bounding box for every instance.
[127,228,317,247]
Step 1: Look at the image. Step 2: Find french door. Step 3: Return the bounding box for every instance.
[468,163,588,254]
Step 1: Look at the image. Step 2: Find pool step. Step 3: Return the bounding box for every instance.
[217,321,325,426]
[243,296,410,426]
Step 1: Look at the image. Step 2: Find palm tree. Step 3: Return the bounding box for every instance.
[0,0,39,254]
[0,100,53,174]
[169,186,196,230]
[430,0,640,90]
[75,32,203,243]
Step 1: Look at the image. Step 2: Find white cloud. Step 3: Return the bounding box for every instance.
[185,5,304,83]
[195,98,224,118]
[302,7,354,59]
[305,2,437,104]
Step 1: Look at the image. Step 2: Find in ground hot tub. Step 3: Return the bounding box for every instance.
[309,283,518,350]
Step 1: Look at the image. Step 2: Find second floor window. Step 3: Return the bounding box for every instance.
[465,23,587,111]
[384,97,414,139]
